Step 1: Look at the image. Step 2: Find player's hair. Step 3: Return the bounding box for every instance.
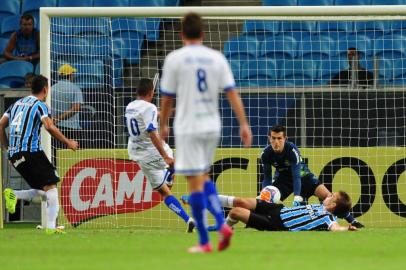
[181,12,203,39]
[31,75,48,94]
[137,78,154,97]
[20,14,34,24]
[333,191,352,218]
[269,125,287,137]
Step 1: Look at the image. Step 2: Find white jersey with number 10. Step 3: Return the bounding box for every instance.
[160,44,236,135]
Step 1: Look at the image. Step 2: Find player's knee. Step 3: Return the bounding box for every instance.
[229,207,243,220]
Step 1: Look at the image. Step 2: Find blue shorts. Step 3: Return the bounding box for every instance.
[272,174,321,201]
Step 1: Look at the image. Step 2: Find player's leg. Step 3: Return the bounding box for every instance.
[218,195,257,210]
[14,189,46,202]
[228,207,251,224]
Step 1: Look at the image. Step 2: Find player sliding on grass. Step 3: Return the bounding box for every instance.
[219,191,358,232]
[160,12,252,253]
[125,78,195,233]
[0,75,78,234]
[261,125,364,228]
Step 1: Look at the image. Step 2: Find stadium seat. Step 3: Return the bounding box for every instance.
[241,59,278,86]
[335,0,371,5]
[73,18,110,36]
[259,36,297,59]
[130,0,180,6]
[0,83,10,89]
[374,34,406,58]
[376,58,394,85]
[224,36,260,62]
[35,63,40,75]
[298,0,333,5]
[94,0,129,6]
[228,59,243,84]
[51,37,91,60]
[298,35,336,60]
[0,60,34,88]
[112,31,144,64]
[0,0,20,16]
[318,21,353,32]
[22,0,58,14]
[337,33,373,58]
[319,56,349,84]
[0,37,9,56]
[243,20,279,40]
[51,17,76,35]
[58,0,94,7]
[112,18,147,35]
[263,0,297,5]
[73,60,105,89]
[391,58,406,84]
[372,0,406,4]
[1,15,20,38]
[354,21,391,39]
[279,59,319,86]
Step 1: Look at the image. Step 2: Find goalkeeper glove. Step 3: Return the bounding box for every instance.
[351,220,365,229]
[292,195,305,207]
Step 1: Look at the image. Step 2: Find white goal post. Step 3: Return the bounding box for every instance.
[38,5,406,229]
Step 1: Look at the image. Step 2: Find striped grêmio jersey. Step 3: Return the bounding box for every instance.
[4,96,49,157]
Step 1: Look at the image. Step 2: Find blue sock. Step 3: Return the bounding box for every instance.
[189,192,209,245]
[344,212,355,223]
[204,181,225,228]
[164,195,190,223]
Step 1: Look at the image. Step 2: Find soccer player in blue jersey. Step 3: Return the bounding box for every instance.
[260,125,364,228]
[0,75,78,234]
[219,191,358,232]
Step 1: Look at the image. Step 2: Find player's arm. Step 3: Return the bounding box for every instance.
[4,33,20,61]
[0,115,9,150]
[42,117,78,151]
[289,148,303,206]
[54,103,81,123]
[159,95,173,141]
[226,90,252,148]
[329,222,358,232]
[149,130,174,167]
[260,151,273,188]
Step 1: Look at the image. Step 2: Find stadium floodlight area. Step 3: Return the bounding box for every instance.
[39,5,406,229]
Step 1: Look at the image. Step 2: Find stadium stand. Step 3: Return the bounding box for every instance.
[1,15,20,38]
[241,58,278,86]
[335,0,371,5]
[58,0,94,7]
[260,36,297,59]
[298,0,333,5]
[243,20,279,40]
[93,0,129,7]
[263,0,297,5]
[0,37,8,56]
[0,60,33,87]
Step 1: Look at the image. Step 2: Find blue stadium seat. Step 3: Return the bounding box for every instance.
[337,33,373,58]
[279,59,319,86]
[51,37,91,60]
[22,0,58,14]
[354,21,391,39]
[112,31,144,64]
[0,38,9,56]
[298,35,336,60]
[94,0,129,6]
[260,36,297,59]
[0,83,10,89]
[299,0,333,5]
[320,56,349,84]
[241,59,278,86]
[372,0,406,4]
[130,0,180,6]
[112,18,147,35]
[1,15,20,38]
[318,21,353,32]
[391,58,406,85]
[0,60,34,88]
[243,20,279,40]
[280,21,316,32]
[227,59,243,85]
[224,36,259,61]
[263,0,297,5]
[51,17,76,35]
[73,18,110,36]
[35,63,40,75]
[376,58,394,85]
[58,0,94,7]
[374,34,406,58]
[73,60,105,89]
[0,0,20,16]
[335,0,371,5]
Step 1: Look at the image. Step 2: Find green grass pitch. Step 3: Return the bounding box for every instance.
[0,224,405,270]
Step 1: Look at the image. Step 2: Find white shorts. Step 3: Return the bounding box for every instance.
[128,143,173,190]
[174,132,220,176]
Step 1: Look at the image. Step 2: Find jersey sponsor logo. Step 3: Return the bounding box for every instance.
[61,158,162,227]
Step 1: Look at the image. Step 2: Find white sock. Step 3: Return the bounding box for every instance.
[45,188,59,229]
[218,195,235,208]
[14,189,46,202]
[226,216,238,227]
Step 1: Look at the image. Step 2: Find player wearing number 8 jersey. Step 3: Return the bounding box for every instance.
[160,13,252,253]
[126,78,195,233]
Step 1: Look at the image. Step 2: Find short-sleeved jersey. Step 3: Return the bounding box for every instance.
[51,80,83,129]
[3,95,49,157]
[280,204,337,231]
[125,100,158,155]
[160,44,235,135]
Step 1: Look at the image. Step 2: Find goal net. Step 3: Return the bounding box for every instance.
[41,6,406,229]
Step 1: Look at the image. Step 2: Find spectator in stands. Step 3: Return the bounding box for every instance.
[330,47,374,87]
[24,72,35,88]
[51,64,84,150]
[4,14,40,64]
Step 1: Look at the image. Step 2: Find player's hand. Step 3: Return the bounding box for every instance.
[164,156,174,167]
[67,140,79,151]
[351,220,365,229]
[240,124,252,148]
[348,224,358,231]
[160,125,169,142]
[292,195,304,207]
